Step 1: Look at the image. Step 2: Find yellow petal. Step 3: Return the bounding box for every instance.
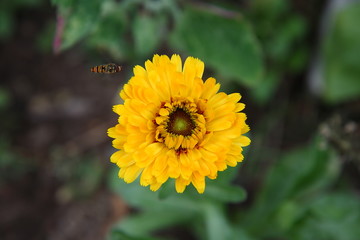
[175,178,188,193]
[152,155,168,176]
[108,127,119,138]
[235,103,245,112]
[228,93,241,102]
[140,164,154,186]
[112,104,124,115]
[237,136,251,147]
[110,151,123,163]
[116,153,134,167]
[192,172,205,194]
[183,57,204,79]
[207,118,232,131]
[150,182,163,191]
[197,159,210,176]
[133,65,146,77]
[112,137,126,149]
[145,142,164,156]
[171,54,182,72]
[215,161,227,171]
[201,77,220,99]
[208,92,229,110]
[225,155,238,167]
[156,168,169,183]
[123,165,142,183]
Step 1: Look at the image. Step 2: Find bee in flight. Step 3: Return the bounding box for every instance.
[90,63,122,73]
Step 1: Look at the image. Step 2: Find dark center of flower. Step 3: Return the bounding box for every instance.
[167,108,195,136]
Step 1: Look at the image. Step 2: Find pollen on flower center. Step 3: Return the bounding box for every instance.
[167,108,195,136]
[154,98,206,151]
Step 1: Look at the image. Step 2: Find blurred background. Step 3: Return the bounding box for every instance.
[1,0,360,239]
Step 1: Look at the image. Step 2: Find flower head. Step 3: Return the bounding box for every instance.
[108,54,250,193]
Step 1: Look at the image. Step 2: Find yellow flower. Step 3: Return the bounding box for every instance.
[108,54,250,193]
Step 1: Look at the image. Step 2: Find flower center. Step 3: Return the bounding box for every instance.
[154,98,207,151]
[167,108,195,136]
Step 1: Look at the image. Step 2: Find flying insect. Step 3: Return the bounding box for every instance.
[90,63,122,73]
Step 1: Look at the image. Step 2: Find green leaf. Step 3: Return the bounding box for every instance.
[158,178,176,200]
[274,200,306,232]
[0,10,13,39]
[107,166,198,211]
[266,15,306,64]
[114,210,191,237]
[59,0,103,50]
[0,139,33,185]
[0,0,44,39]
[292,193,360,240]
[36,22,55,53]
[250,0,289,21]
[250,70,280,104]
[242,136,340,236]
[323,2,360,103]
[51,0,75,8]
[109,230,162,240]
[204,183,246,203]
[87,6,129,60]
[132,14,165,58]
[202,203,233,240]
[0,87,11,109]
[214,163,240,184]
[170,7,263,87]
[230,228,255,240]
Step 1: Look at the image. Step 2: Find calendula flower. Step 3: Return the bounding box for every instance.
[108,54,250,193]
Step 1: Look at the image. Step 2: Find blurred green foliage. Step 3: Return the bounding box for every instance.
[51,148,104,200]
[0,87,11,110]
[51,0,264,87]
[246,0,308,103]
[0,139,34,186]
[36,21,56,52]
[51,0,177,62]
[108,164,246,240]
[323,2,360,103]
[240,136,341,239]
[53,0,103,50]
[0,0,43,40]
[170,7,263,88]
[48,0,360,103]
